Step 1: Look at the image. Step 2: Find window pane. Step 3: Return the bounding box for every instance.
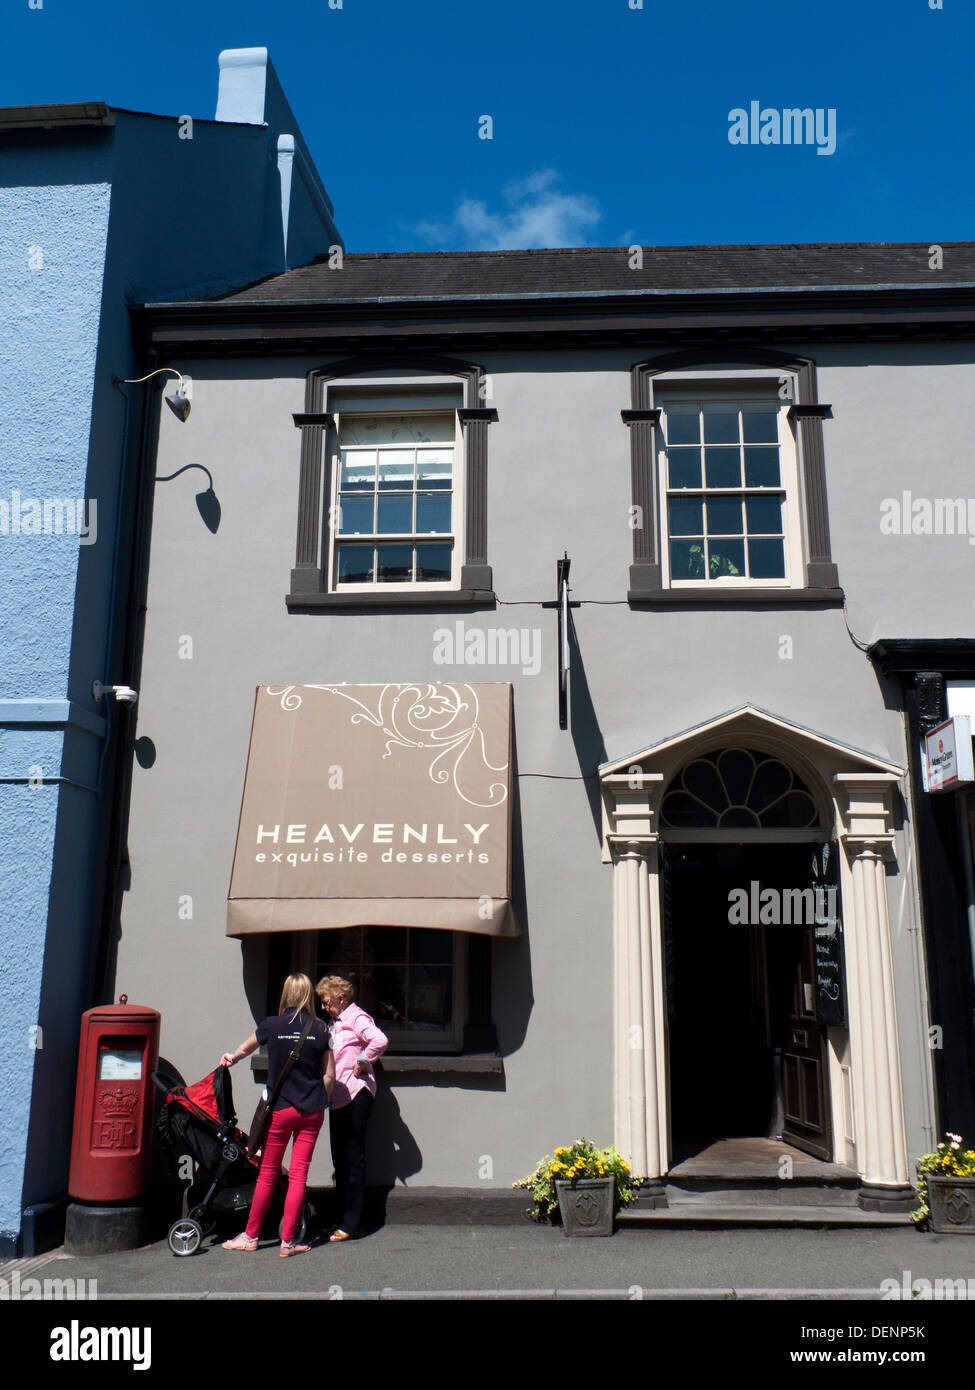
[670,538,705,580]
[417,450,453,488]
[364,927,407,962]
[317,926,363,978]
[317,928,364,973]
[750,759,792,811]
[377,494,413,534]
[742,408,779,444]
[372,964,407,1027]
[666,410,700,445]
[416,493,451,533]
[336,546,374,584]
[416,543,452,581]
[377,451,414,490]
[704,448,741,488]
[744,447,781,487]
[748,537,786,578]
[409,967,452,1027]
[707,537,745,578]
[706,497,743,534]
[667,448,701,489]
[717,748,755,805]
[703,409,739,444]
[669,497,703,535]
[745,496,783,534]
[339,414,455,446]
[337,495,374,534]
[410,929,453,964]
[376,544,413,582]
[340,451,376,490]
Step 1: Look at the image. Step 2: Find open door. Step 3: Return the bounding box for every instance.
[776,843,842,1160]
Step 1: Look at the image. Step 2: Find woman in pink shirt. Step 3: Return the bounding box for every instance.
[316,974,388,1241]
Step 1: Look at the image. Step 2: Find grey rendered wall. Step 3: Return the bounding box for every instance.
[114,343,967,1186]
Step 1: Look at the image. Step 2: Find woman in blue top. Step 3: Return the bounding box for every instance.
[220,973,334,1256]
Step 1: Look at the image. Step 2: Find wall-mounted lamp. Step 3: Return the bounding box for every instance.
[114,367,191,421]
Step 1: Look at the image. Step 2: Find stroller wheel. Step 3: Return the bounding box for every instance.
[168,1217,203,1256]
[279,1201,312,1246]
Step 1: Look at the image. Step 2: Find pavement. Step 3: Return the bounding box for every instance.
[5,1222,975,1300]
[5,1225,974,1374]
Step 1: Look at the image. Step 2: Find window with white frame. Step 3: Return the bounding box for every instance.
[329,410,461,590]
[656,386,803,587]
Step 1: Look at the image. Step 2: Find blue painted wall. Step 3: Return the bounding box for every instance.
[0,138,112,1244]
[0,55,344,1250]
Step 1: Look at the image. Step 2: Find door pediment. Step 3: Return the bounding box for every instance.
[599,705,904,859]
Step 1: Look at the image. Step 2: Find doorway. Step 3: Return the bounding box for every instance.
[664,841,833,1164]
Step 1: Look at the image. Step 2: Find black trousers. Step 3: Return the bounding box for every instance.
[329,1089,374,1234]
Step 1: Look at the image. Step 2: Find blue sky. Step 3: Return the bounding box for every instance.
[2,0,969,253]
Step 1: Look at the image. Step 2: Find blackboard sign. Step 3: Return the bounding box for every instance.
[661,844,676,1027]
[811,843,847,1027]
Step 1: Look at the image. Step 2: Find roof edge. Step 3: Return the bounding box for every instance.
[0,101,114,130]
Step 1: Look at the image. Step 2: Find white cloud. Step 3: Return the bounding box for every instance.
[414,169,602,250]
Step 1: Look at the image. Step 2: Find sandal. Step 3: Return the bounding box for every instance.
[280,1240,311,1258]
[222,1233,258,1252]
[328,1228,354,1242]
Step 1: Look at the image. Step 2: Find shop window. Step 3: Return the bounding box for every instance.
[315,926,465,1051]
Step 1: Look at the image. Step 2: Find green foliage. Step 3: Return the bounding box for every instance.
[911,1131,975,1227]
[513,1138,642,1223]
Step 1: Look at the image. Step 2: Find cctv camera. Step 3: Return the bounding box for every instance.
[92,681,139,706]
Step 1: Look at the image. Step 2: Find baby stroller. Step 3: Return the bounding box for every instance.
[153,1062,313,1256]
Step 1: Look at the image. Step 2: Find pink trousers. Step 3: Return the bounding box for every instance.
[245,1104,324,1243]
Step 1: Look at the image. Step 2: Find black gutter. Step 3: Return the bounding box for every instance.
[92,372,161,1005]
[132,285,975,355]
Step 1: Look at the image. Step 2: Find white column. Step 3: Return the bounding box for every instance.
[834,774,915,1210]
[609,833,668,1199]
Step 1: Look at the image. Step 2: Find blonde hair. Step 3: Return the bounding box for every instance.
[316,974,354,1008]
[278,972,316,1024]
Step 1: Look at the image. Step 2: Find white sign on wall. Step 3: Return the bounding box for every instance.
[923,716,975,793]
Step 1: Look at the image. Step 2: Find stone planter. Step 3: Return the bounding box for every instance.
[924,1173,975,1234]
[556,1177,614,1236]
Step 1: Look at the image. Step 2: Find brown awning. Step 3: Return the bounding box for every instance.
[227,683,518,938]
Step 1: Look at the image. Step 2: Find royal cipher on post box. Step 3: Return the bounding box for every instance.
[68,998,160,1204]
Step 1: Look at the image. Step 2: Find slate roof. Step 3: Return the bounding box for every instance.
[211,242,975,306]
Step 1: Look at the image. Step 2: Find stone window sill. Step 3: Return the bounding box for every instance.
[286,591,497,611]
[250,1049,502,1077]
[628,587,845,607]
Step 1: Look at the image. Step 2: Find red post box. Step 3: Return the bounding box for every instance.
[68,996,160,1203]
